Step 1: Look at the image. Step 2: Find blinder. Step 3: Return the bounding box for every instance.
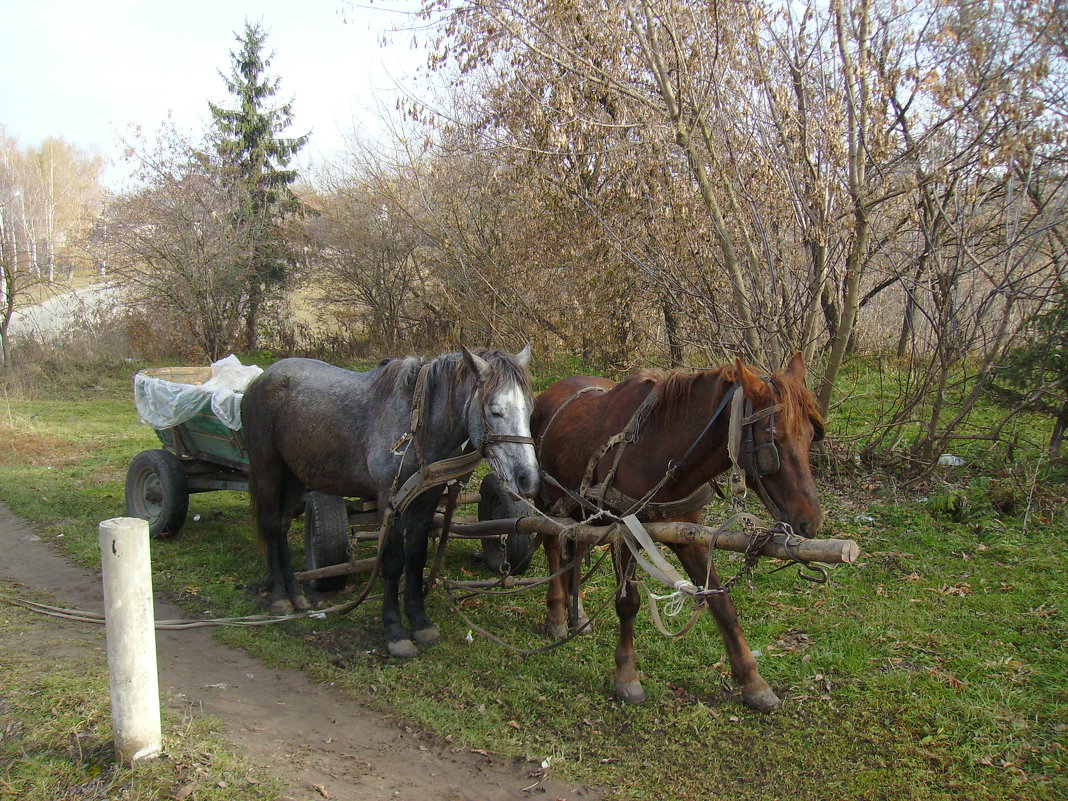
[742,393,783,478]
[751,440,781,476]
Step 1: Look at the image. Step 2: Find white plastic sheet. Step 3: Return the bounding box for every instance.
[134,355,263,431]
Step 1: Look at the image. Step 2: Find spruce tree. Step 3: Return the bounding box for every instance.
[208,20,308,350]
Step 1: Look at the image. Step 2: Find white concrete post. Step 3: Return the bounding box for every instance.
[98,517,162,762]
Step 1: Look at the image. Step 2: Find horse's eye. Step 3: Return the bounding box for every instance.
[489,406,505,418]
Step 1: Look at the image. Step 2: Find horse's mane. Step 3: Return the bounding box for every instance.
[369,356,423,398]
[627,363,824,440]
[370,349,533,406]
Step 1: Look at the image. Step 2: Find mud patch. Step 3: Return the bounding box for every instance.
[0,427,89,467]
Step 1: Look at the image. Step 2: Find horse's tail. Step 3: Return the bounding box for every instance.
[247,468,266,552]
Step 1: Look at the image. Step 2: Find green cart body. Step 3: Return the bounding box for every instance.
[124,366,352,590]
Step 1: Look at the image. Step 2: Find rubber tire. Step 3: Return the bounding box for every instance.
[478,473,537,576]
[125,449,189,538]
[304,492,350,592]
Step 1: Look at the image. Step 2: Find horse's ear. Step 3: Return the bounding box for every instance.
[515,343,532,369]
[784,352,807,382]
[734,357,770,402]
[462,346,491,382]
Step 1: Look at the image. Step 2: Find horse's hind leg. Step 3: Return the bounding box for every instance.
[543,534,569,639]
[277,478,310,612]
[566,541,592,633]
[671,542,780,711]
[251,464,309,615]
[543,538,592,638]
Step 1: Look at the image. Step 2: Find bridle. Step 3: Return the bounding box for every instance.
[727,377,784,520]
[393,359,535,469]
[465,375,536,455]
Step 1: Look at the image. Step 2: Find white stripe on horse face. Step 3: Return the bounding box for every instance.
[485,382,540,496]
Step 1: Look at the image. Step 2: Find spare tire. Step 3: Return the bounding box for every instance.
[304,492,350,592]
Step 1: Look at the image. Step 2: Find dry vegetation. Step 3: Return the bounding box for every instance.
[3,0,1066,465]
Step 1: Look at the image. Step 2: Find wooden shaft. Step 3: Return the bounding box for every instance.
[444,515,859,564]
[295,514,859,582]
[444,576,546,590]
[294,556,378,582]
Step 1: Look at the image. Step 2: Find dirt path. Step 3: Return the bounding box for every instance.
[0,504,602,801]
[8,283,121,340]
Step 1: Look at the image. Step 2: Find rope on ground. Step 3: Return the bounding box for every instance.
[2,593,384,629]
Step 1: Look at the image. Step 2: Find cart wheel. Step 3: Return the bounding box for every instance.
[478,473,537,575]
[304,492,350,592]
[125,449,189,538]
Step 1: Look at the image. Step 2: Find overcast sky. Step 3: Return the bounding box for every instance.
[0,0,426,187]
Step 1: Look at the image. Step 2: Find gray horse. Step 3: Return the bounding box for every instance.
[241,346,539,657]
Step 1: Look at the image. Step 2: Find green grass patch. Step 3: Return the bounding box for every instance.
[0,583,283,801]
[0,359,1065,800]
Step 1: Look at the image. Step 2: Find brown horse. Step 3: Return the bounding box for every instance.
[531,354,824,709]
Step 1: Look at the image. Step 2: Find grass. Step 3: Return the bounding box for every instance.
[0,358,1065,800]
[0,581,284,801]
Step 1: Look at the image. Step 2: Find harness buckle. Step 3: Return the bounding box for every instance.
[729,467,748,500]
[390,433,412,455]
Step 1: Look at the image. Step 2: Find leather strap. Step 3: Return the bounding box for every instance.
[391,449,483,517]
[599,482,714,522]
[535,385,606,456]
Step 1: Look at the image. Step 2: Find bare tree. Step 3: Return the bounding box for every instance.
[105,125,255,360]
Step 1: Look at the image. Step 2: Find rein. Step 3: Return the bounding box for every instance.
[532,372,795,628]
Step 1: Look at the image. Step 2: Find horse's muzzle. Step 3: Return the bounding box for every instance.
[509,463,541,498]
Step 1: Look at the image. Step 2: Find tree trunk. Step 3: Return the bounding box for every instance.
[1051,399,1068,461]
[896,286,917,358]
[662,294,682,367]
[245,286,261,352]
[633,4,762,359]
[817,0,871,417]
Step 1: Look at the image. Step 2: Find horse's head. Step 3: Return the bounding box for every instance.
[734,353,825,537]
[462,344,541,498]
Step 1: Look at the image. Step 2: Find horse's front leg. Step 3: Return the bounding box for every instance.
[380,518,417,658]
[543,533,569,638]
[671,542,780,711]
[613,543,645,704]
[402,499,441,647]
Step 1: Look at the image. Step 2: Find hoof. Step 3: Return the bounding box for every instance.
[571,616,593,635]
[291,593,312,612]
[742,686,781,711]
[387,639,419,659]
[268,598,294,616]
[616,679,647,704]
[412,626,441,646]
[545,621,569,639]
